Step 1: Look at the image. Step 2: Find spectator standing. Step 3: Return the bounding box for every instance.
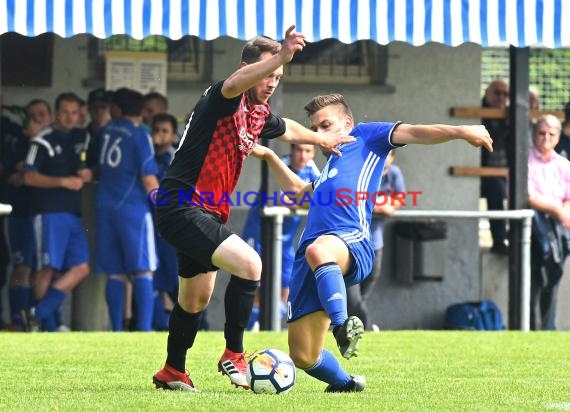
[528,115,570,330]
[481,79,510,254]
[142,92,168,132]
[23,92,91,331]
[555,102,570,160]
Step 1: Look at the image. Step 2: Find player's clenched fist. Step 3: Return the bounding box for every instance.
[462,125,494,152]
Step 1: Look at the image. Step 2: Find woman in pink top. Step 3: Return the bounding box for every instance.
[528,114,570,330]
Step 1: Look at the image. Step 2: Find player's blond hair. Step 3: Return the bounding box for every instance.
[303,94,353,119]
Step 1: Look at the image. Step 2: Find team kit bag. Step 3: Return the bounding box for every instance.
[445,300,505,330]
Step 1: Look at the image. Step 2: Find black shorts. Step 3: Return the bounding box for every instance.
[157,206,233,277]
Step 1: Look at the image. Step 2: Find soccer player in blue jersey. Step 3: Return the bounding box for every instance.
[23,92,91,332]
[252,93,493,392]
[95,88,160,332]
[243,143,320,331]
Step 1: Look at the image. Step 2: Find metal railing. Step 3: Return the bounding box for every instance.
[0,204,13,215]
[262,207,534,331]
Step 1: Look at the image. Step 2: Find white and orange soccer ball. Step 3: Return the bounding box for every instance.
[246,348,296,394]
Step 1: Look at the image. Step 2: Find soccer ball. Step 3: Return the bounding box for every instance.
[246,348,296,394]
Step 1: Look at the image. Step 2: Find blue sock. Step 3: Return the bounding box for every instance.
[314,263,347,326]
[53,307,63,327]
[35,288,66,321]
[9,286,32,327]
[247,306,260,330]
[106,278,125,331]
[152,291,170,330]
[134,274,154,331]
[41,313,58,332]
[304,349,351,387]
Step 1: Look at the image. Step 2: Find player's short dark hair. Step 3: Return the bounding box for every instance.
[54,93,82,111]
[290,143,315,152]
[304,94,353,119]
[565,101,570,122]
[152,113,178,133]
[241,36,281,64]
[112,88,144,117]
[143,92,168,109]
[26,99,51,114]
[88,88,113,105]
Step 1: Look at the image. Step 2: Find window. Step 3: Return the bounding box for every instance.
[86,35,210,84]
[1,33,54,87]
[481,47,570,110]
[285,39,388,85]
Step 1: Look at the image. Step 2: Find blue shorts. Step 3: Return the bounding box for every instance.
[35,213,89,271]
[6,215,36,268]
[95,206,157,274]
[287,231,375,323]
[153,233,179,292]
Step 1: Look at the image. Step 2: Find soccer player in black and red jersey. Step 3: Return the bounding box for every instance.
[152,26,354,391]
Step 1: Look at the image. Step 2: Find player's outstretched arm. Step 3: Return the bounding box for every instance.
[222,25,305,99]
[392,124,493,152]
[251,144,313,201]
[279,118,355,157]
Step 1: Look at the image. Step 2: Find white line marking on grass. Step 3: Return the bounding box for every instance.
[545,402,570,410]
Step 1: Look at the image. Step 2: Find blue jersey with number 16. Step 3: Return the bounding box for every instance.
[96,119,158,209]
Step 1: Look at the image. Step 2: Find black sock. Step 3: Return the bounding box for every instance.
[166,303,203,372]
[224,276,260,353]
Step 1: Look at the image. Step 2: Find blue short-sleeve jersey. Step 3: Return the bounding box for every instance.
[96,119,158,209]
[155,147,176,183]
[299,122,400,248]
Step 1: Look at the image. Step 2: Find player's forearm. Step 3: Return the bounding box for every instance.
[392,124,462,145]
[279,119,323,145]
[393,124,492,152]
[24,170,65,188]
[264,150,308,197]
[222,54,286,99]
[143,175,160,195]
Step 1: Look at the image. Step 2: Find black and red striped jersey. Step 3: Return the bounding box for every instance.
[162,80,286,222]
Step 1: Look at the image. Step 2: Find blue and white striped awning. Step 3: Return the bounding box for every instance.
[1,0,569,48]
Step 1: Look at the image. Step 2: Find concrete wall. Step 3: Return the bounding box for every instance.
[5,36,551,330]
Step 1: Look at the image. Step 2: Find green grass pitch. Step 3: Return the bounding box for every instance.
[1,331,569,411]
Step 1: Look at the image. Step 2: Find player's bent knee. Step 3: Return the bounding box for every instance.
[289,349,318,370]
[178,293,210,313]
[305,243,326,268]
[237,255,262,281]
